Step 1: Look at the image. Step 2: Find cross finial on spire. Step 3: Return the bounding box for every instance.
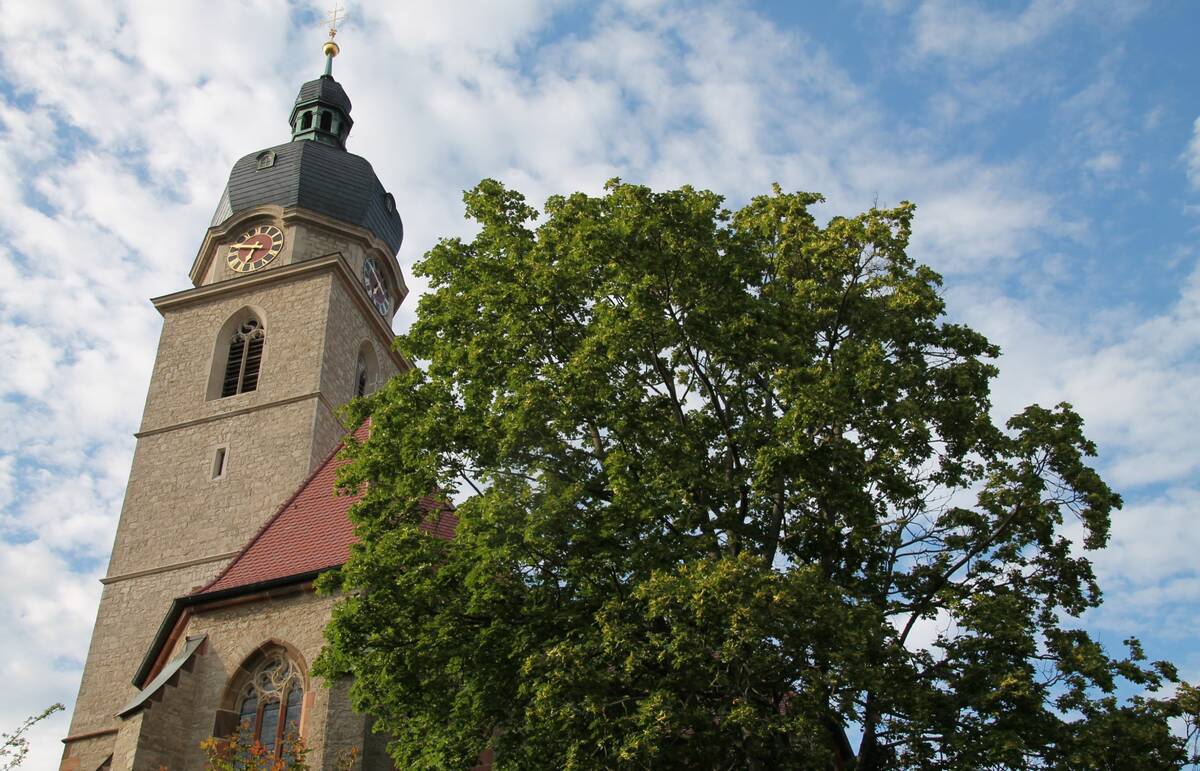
[322,3,346,76]
[326,3,345,40]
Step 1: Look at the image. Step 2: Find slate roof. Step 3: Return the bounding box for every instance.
[210,139,404,255]
[117,634,207,717]
[197,427,456,595]
[294,76,352,117]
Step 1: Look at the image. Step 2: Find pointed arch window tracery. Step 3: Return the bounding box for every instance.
[235,650,304,756]
[221,318,265,397]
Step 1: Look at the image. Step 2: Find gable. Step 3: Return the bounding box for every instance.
[197,424,456,595]
[132,425,455,690]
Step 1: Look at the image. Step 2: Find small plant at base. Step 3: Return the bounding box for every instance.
[332,746,361,771]
[200,722,309,771]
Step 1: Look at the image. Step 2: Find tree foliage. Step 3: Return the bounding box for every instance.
[1,704,63,771]
[315,180,1199,769]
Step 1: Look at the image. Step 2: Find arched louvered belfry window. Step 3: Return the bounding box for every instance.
[354,341,377,399]
[220,318,265,397]
[320,111,333,131]
[355,352,369,398]
[234,650,304,757]
[301,111,313,130]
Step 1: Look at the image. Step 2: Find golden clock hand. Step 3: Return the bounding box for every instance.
[230,242,265,250]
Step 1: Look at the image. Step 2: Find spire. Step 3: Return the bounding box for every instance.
[289,4,352,148]
[322,3,344,77]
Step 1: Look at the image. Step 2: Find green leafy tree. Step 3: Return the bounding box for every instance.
[1,704,63,770]
[316,180,1199,769]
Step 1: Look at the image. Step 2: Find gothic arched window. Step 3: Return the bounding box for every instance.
[220,318,265,397]
[234,650,304,756]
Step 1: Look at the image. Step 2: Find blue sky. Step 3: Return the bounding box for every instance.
[1,1,1198,766]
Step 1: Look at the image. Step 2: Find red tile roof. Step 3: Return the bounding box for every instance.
[197,425,456,595]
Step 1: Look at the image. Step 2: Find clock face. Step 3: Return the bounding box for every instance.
[226,225,284,273]
[362,257,391,316]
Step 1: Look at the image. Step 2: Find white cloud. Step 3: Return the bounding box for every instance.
[911,0,1080,62]
[892,606,956,657]
[1094,489,1200,587]
[1186,117,1200,189]
[0,540,101,771]
[949,262,1200,649]
[952,257,1200,492]
[0,456,13,510]
[1085,151,1122,174]
[907,162,1063,272]
[909,0,1146,65]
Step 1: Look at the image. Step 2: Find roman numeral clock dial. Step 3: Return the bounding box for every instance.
[226,225,284,272]
[362,256,391,316]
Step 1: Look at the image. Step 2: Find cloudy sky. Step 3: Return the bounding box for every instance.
[2,0,1199,766]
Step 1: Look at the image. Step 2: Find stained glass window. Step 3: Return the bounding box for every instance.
[234,650,303,756]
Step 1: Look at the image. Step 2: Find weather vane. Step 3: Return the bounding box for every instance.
[322,2,346,75]
[326,3,345,40]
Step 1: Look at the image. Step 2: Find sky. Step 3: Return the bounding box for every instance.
[1,0,1198,766]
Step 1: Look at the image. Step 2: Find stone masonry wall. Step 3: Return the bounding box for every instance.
[109,399,322,577]
[320,276,402,408]
[68,273,362,759]
[126,590,369,771]
[61,561,219,771]
[138,270,332,434]
[65,213,405,770]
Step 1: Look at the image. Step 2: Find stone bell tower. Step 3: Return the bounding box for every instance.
[61,33,409,770]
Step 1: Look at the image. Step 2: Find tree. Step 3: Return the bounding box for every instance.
[1,704,63,770]
[315,180,1199,769]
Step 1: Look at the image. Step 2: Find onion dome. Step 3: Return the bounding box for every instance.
[208,35,403,255]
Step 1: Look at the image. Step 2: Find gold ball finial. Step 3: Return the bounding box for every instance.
[324,3,345,45]
[321,3,345,75]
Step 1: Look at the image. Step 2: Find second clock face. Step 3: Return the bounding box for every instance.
[363,257,391,316]
[227,225,284,273]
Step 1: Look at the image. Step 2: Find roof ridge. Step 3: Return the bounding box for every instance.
[193,423,366,595]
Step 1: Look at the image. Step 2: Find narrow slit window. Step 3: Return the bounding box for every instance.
[221,318,265,397]
[212,447,227,480]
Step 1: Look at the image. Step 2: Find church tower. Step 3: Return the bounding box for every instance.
[62,29,409,771]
